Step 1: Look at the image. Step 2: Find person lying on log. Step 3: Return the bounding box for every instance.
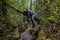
[24,9,36,27]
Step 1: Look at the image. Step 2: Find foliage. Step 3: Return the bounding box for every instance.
[0,0,60,40]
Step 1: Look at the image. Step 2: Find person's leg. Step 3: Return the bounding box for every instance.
[31,14,36,27]
[31,19,34,27]
[27,13,30,27]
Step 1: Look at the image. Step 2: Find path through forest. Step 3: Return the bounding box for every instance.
[19,27,35,40]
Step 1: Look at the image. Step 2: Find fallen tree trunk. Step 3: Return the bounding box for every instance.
[7,4,40,23]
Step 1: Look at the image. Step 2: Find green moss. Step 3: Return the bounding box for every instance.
[47,16,57,21]
[37,30,46,40]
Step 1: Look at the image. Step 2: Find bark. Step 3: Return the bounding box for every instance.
[30,0,32,10]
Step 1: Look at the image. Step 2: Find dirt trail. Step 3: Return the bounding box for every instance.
[19,27,35,40]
